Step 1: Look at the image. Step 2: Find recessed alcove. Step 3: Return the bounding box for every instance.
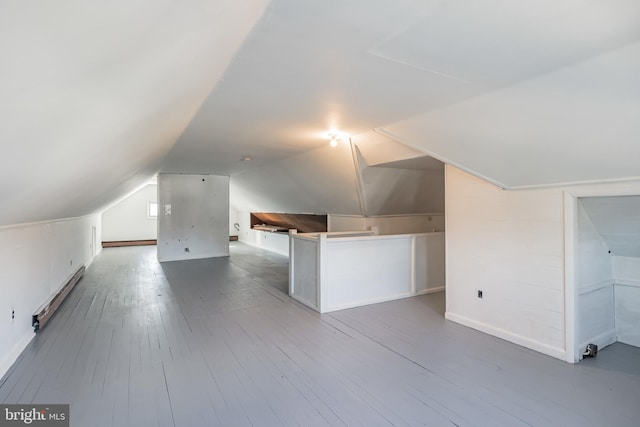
[576,195,640,355]
[250,212,327,234]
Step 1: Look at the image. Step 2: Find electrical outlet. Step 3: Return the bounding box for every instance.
[477,290,483,299]
[11,308,15,322]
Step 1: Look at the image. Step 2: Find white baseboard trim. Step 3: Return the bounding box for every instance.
[617,334,640,348]
[445,312,566,361]
[578,329,617,359]
[290,294,319,312]
[615,279,640,289]
[158,251,230,262]
[578,279,613,295]
[325,287,444,313]
[0,333,35,380]
[239,240,289,257]
[416,286,445,295]
[326,292,415,313]
[260,249,289,257]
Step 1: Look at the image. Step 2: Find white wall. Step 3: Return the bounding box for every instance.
[358,157,445,216]
[290,237,318,309]
[236,211,253,243]
[237,212,289,256]
[447,166,640,361]
[101,184,157,242]
[612,256,640,347]
[365,215,444,235]
[329,214,445,235]
[327,215,365,233]
[244,230,289,256]
[0,214,101,378]
[445,165,566,359]
[576,200,615,351]
[239,211,447,257]
[290,232,444,313]
[415,233,446,295]
[325,236,413,311]
[229,206,239,237]
[157,174,229,262]
[234,211,289,256]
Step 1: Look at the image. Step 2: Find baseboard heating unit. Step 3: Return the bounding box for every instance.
[32,266,85,332]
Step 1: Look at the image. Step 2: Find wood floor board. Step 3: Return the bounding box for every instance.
[1,243,639,426]
[326,298,638,427]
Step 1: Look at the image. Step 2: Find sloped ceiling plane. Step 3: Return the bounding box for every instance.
[2,0,639,226]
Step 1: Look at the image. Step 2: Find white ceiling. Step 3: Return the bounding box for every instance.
[382,38,640,188]
[0,0,267,225]
[2,0,640,225]
[161,0,462,175]
[163,0,640,185]
[230,134,444,216]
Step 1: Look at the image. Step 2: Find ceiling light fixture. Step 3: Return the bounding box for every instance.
[242,156,252,161]
[329,134,338,148]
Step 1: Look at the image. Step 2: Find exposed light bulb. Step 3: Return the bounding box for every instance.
[329,134,338,147]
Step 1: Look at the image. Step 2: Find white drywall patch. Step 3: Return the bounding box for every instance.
[157,174,229,262]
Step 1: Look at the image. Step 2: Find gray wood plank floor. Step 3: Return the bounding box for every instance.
[1,243,639,426]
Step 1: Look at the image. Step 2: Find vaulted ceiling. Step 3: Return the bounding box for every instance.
[0,0,268,226]
[2,0,640,225]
